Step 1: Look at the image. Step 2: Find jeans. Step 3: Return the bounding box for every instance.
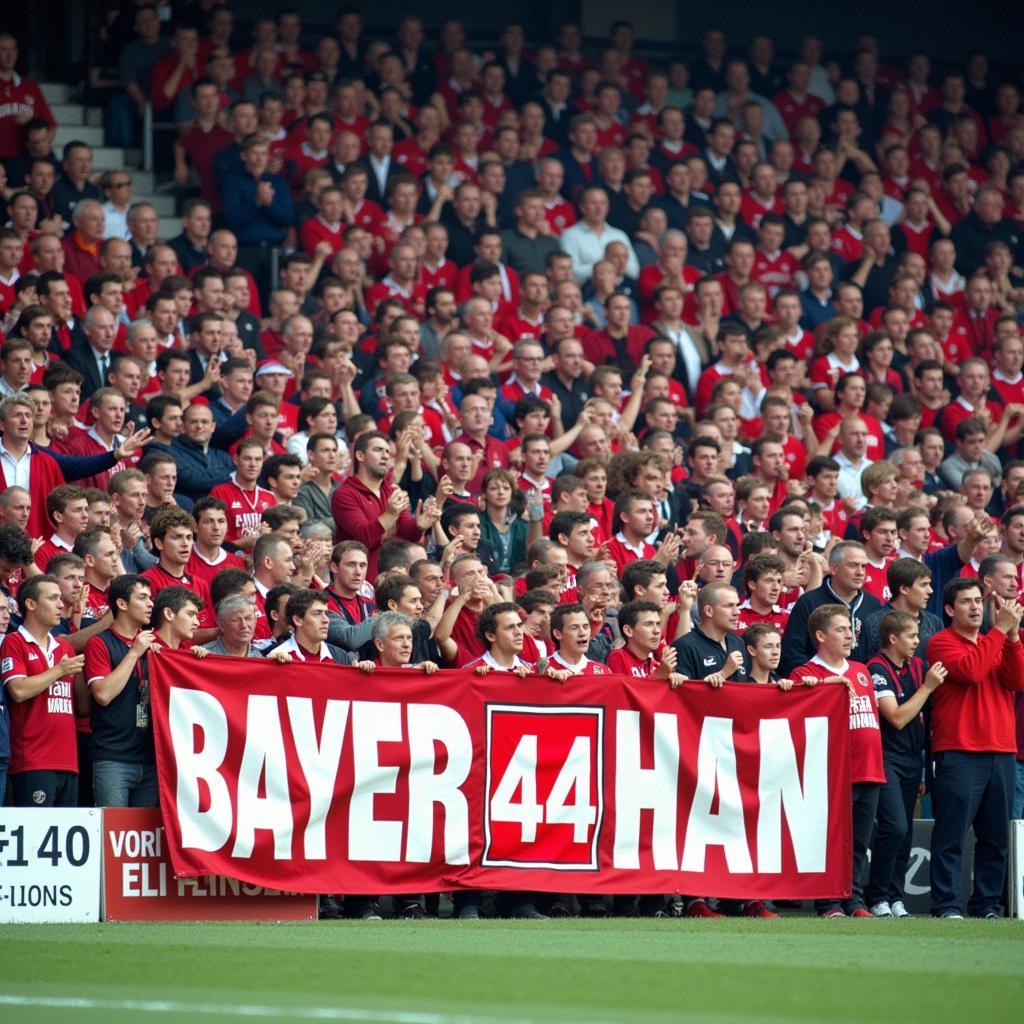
[866,756,921,905]
[93,760,158,808]
[1013,761,1024,821]
[930,750,1015,916]
[105,93,140,148]
[817,782,880,914]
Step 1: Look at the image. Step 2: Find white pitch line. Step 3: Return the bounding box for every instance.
[0,994,627,1024]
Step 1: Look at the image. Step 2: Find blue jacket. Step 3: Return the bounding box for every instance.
[920,542,965,620]
[168,436,234,499]
[222,171,293,245]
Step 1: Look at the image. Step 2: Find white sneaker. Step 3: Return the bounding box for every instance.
[869,901,893,918]
[890,900,910,918]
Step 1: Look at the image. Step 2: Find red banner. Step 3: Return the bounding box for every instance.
[151,651,852,899]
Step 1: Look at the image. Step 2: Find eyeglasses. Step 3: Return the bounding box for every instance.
[108,181,131,189]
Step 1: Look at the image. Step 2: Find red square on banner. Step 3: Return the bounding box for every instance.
[483,705,604,870]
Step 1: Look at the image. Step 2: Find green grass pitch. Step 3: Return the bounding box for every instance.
[2,917,1022,1023]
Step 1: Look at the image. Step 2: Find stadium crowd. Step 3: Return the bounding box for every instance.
[0,3,1023,921]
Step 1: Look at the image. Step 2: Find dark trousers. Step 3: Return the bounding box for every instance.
[235,242,275,313]
[76,730,94,808]
[866,756,921,905]
[11,769,78,807]
[817,782,880,914]
[0,758,7,805]
[930,750,1015,916]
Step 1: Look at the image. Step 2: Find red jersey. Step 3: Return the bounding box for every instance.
[607,645,660,678]
[209,479,276,543]
[790,657,885,783]
[543,198,577,235]
[392,136,433,179]
[809,353,861,393]
[588,498,615,539]
[141,564,214,629]
[347,198,385,234]
[636,263,701,322]
[818,498,849,545]
[420,258,459,292]
[992,370,1024,408]
[751,249,799,299]
[365,276,428,318]
[740,191,783,230]
[33,535,73,573]
[939,395,1005,444]
[83,583,110,622]
[186,548,244,590]
[595,120,629,150]
[605,533,656,576]
[772,90,825,135]
[896,220,937,261]
[830,226,864,264]
[548,651,612,676]
[299,216,346,258]
[735,600,789,633]
[0,73,55,159]
[862,554,895,603]
[1,627,77,774]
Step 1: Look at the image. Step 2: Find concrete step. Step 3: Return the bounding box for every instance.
[119,170,156,192]
[51,102,86,126]
[137,193,176,216]
[41,82,72,104]
[158,216,180,239]
[90,146,136,171]
[54,124,105,149]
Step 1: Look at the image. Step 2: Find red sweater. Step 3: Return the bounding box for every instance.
[926,626,1024,753]
[330,472,423,579]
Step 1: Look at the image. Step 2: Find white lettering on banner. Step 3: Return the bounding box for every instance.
[170,688,232,852]
[286,697,349,860]
[682,717,753,873]
[543,736,597,843]
[613,711,680,870]
[405,704,472,864]
[233,695,294,860]
[164,686,835,881]
[348,701,403,862]
[109,829,162,859]
[757,718,829,872]
[491,734,544,842]
[123,860,167,896]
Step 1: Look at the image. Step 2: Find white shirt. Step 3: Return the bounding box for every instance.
[560,220,640,286]
[550,650,593,675]
[368,154,392,194]
[275,634,334,662]
[835,451,874,510]
[101,201,131,241]
[0,437,31,489]
[472,650,532,672]
[661,324,702,401]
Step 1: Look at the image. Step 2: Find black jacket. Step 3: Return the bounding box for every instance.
[63,343,111,400]
[780,580,882,675]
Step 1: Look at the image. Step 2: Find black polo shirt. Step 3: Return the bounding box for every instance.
[672,626,749,682]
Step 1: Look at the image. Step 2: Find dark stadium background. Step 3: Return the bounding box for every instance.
[8,1,1022,82]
